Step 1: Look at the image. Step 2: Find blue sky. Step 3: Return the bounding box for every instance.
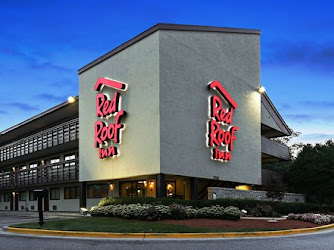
[0,0,333,144]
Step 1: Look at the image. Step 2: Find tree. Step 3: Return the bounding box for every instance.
[266,176,286,202]
[289,140,334,208]
[266,176,287,220]
[271,129,303,159]
[264,129,303,191]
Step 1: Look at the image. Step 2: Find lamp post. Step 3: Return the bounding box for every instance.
[33,189,46,226]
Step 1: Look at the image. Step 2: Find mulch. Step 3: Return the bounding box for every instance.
[158,218,317,229]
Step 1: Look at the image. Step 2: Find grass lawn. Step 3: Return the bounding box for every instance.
[12,217,281,233]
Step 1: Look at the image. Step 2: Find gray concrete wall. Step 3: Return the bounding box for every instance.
[49,187,79,212]
[159,30,262,184]
[208,187,305,203]
[79,32,161,182]
[261,102,281,131]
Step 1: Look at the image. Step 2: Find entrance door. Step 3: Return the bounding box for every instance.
[44,190,49,211]
[166,181,176,198]
[14,192,19,211]
[10,193,13,211]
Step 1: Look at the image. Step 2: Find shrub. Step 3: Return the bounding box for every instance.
[223,206,241,221]
[288,213,334,225]
[146,205,160,221]
[249,204,272,217]
[90,203,241,221]
[95,197,318,215]
[169,203,187,220]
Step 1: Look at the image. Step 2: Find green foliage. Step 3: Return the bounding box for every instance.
[263,161,292,175]
[249,204,273,217]
[290,140,334,207]
[223,206,242,221]
[96,197,318,215]
[169,203,187,220]
[266,176,286,201]
[146,205,160,221]
[90,203,241,221]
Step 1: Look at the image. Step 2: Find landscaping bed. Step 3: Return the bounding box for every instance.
[160,218,317,230]
[11,217,320,233]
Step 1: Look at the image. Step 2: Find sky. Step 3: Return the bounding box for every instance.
[0,0,333,145]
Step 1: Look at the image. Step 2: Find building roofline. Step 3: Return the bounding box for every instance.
[261,93,292,136]
[0,96,79,136]
[77,23,261,75]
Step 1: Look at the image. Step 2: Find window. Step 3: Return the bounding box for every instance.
[50,188,60,200]
[29,163,37,169]
[120,181,146,197]
[29,191,36,201]
[4,192,11,202]
[19,191,26,201]
[51,157,60,170]
[64,187,80,199]
[87,184,108,198]
[65,154,76,161]
[50,157,60,164]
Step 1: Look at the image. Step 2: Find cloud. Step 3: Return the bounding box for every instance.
[262,40,334,72]
[35,93,66,103]
[284,114,314,120]
[30,62,72,72]
[0,48,72,73]
[0,110,8,115]
[290,133,334,145]
[0,48,36,64]
[300,100,334,108]
[300,133,334,142]
[7,102,39,111]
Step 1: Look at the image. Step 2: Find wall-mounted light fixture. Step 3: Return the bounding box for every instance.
[258,85,265,94]
[67,96,76,103]
[109,183,114,190]
[144,181,147,187]
[149,181,154,191]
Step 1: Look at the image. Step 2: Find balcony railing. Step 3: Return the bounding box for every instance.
[0,118,79,162]
[0,159,79,189]
[261,136,291,162]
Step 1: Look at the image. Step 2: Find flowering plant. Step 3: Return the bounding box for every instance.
[288,213,334,225]
[90,203,241,221]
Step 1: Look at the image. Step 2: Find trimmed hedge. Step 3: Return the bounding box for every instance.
[97,197,319,215]
[90,203,241,221]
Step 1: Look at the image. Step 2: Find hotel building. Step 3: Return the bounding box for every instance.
[0,24,291,211]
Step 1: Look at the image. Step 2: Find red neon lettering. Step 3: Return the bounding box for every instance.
[94,110,125,148]
[208,80,238,109]
[209,119,220,146]
[94,77,128,160]
[96,92,120,117]
[228,126,238,151]
[210,95,234,124]
[207,80,238,163]
[208,119,238,149]
[98,147,118,159]
[94,77,127,91]
[212,148,232,161]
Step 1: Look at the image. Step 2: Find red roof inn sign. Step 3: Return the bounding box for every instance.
[207,80,238,162]
[94,77,128,159]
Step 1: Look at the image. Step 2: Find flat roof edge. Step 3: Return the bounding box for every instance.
[77,23,261,75]
[0,96,79,136]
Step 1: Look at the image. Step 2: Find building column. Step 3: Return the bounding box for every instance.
[80,182,87,208]
[156,174,166,198]
[190,177,199,200]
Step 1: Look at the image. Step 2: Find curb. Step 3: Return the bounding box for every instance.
[4,223,334,238]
